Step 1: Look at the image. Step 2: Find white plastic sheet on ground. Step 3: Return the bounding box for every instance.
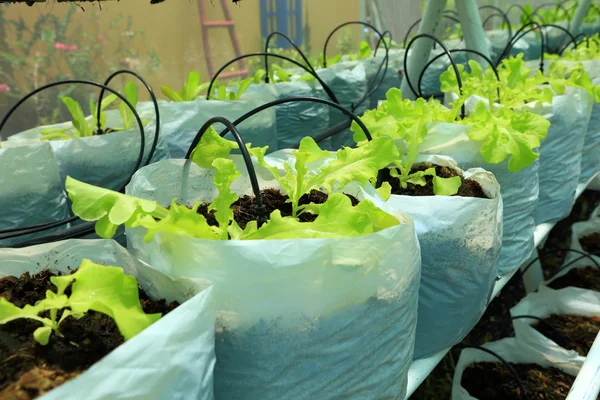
[560,219,600,272]
[384,155,502,359]
[581,77,600,182]
[510,286,600,364]
[7,109,169,191]
[418,121,539,276]
[528,87,593,224]
[452,337,580,400]
[244,81,329,149]
[126,155,421,400]
[0,141,70,247]
[0,239,215,400]
[137,92,277,158]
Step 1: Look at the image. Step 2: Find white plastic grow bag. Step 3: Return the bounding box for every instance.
[243,81,330,149]
[0,239,215,400]
[418,121,539,276]
[510,286,600,366]
[7,109,169,191]
[561,219,600,271]
[0,141,70,247]
[581,77,600,182]
[125,156,422,400]
[137,91,277,159]
[452,337,580,400]
[527,87,593,224]
[384,155,502,359]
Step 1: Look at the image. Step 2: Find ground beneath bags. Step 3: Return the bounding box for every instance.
[0,269,178,399]
[581,232,600,256]
[461,362,575,400]
[534,314,600,356]
[380,163,488,198]
[196,188,359,229]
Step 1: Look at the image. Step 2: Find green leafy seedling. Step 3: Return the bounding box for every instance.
[161,71,210,102]
[0,259,161,345]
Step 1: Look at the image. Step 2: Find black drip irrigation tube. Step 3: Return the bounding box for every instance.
[403,33,466,119]
[0,79,146,246]
[96,69,161,166]
[496,21,546,72]
[184,116,270,227]
[520,248,600,277]
[263,31,317,84]
[480,4,513,47]
[454,344,530,400]
[510,315,571,348]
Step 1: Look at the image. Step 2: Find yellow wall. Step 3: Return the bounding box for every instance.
[2,1,360,99]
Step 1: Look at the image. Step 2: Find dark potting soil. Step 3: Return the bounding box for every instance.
[548,267,600,292]
[580,233,600,256]
[0,269,178,399]
[461,362,575,400]
[196,188,359,230]
[380,164,488,198]
[533,314,600,356]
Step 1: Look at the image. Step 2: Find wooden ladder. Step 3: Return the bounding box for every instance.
[197,0,248,79]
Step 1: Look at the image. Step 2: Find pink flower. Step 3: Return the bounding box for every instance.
[97,35,104,41]
[54,42,78,51]
[0,84,11,93]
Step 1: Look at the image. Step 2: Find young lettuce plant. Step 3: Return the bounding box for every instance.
[351,88,462,195]
[189,127,400,217]
[161,71,210,102]
[0,259,161,346]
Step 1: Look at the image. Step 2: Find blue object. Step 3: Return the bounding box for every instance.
[261,0,303,48]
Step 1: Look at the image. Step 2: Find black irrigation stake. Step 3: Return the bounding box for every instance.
[402,14,462,49]
[0,79,145,243]
[322,20,384,67]
[521,248,600,276]
[206,52,339,105]
[403,33,466,119]
[96,69,161,166]
[184,116,268,227]
[559,32,590,55]
[510,315,570,348]
[480,4,513,50]
[419,48,502,105]
[496,21,546,72]
[539,23,577,54]
[455,344,530,400]
[263,31,317,84]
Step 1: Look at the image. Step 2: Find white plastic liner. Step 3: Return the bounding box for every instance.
[7,109,169,191]
[510,286,600,365]
[138,91,277,158]
[0,141,70,247]
[0,239,215,400]
[452,337,580,400]
[384,155,502,359]
[418,121,539,276]
[125,154,421,400]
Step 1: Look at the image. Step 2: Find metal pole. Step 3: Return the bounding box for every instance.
[570,0,592,35]
[400,0,448,100]
[455,0,490,66]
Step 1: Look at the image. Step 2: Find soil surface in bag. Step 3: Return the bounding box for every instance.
[533,314,600,356]
[0,269,178,399]
[462,362,575,400]
[548,267,600,292]
[196,188,359,229]
[380,163,488,198]
[580,232,600,256]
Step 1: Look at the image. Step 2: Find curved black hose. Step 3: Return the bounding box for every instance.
[96,69,160,166]
[184,116,269,227]
[402,15,462,49]
[264,31,316,84]
[403,33,466,119]
[559,32,589,55]
[496,22,546,72]
[540,23,577,54]
[419,48,501,105]
[521,248,600,276]
[455,344,530,400]
[511,315,570,348]
[0,80,145,241]
[207,52,339,104]
[532,2,571,29]
[323,21,383,67]
[480,4,513,42]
